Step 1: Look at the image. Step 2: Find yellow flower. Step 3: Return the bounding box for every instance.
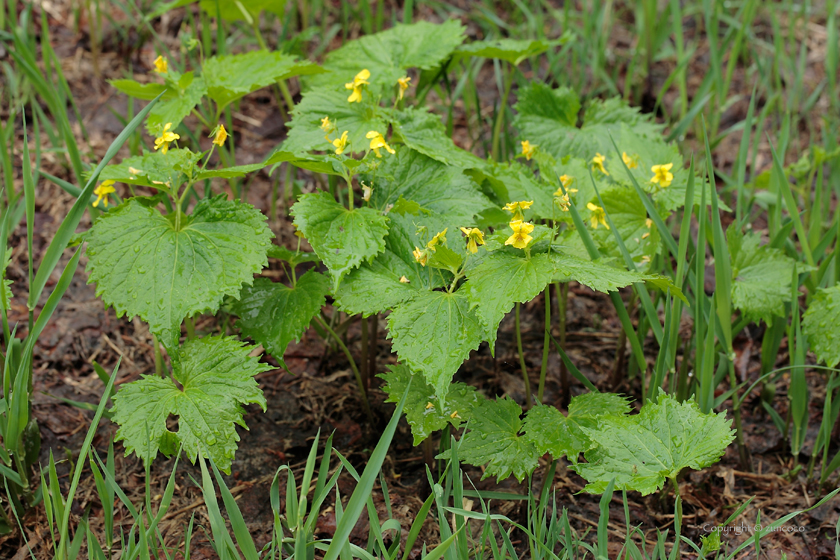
[211,124,227,147]
[450,410,461,419]
[366,130,395,158]
[505,220,534,249]
[592,153,609,175]
[459,227,485,253]
[622,152,639,169]
[127,166,143,179]
[345,69,370,103]
[362,183,373,202]
[93,180,116,208]
[413,246,429,266]
[650,163,674,188]
[397,76,411,100]
[555,192,572,212]
[153,55,168,73]
[427,228,448,251]
[399,276,410,284]
[521,140,537,160]
[332,131,349,154]
[587,202,609,230]
[154,122,180,154]
[502,200,534,222]
[320,116,332,132]
[425,402,434,409]
[645,218,653,228]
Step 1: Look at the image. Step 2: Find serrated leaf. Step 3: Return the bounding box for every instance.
[308,20,466,92]
[99,148,201,187]
[803,285,840,367]
[379,365,482,445]
[290,191,389,288]
[333,211,444,316]
[480,161,556,220]
[592,186,662,262]
[583,97,662,138]
[266,245,320,267]
[85,195,271,350]
[109,79,168,100]
[575,391,735,495]
[230,271,330,362]
[550,252,647,293]
[389,107,485,168]
[448,397,539,482]
[463,251,556,350]
[147,76,207,134]
[387,290,484,401]
[282,87,387,155]
[456,38,554,66]
[366,148,491,223]
[522,393,632,461]
[111,336,270,472]
[203,51,323,109]
[728,228,796,323]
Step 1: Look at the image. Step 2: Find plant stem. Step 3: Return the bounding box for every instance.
[152,334,164,376]
[360,316,369,390]
[314,316,373,423]
[515,302,533,409]
[537,288,551,404]
[368,314,378,380]
[727,360,752,471]
[491,64,516,161]
[184,316,195,340]
[554,282,569,407]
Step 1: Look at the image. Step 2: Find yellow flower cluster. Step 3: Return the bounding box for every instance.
[553,174,577,212]
[93,180,116,207]
[345,69,370,103]
[650,163,674,187]
[587,203,609,229]
[520,140,537,160]
[154,122,179,154]
[413,229,448,267]
[460,227,485,253]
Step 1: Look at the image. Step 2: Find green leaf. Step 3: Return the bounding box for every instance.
[230,271,330,363]
[85,195,272,350]
[728,228,796,324]
[146,76,207,134]
[803,285,840,367]
[456,38,554,66]
[550,252,648,293]
[333,211,443,316]
[582,97,662,138]
[291,191,389,288]
[387,290,484,402]
[480,161,556,221]
[522,393,632,461]
[463,251,557,350]
[98,148,201,187]
[308,20,466,92]
[448,397,539,482]
[592,186,662,263]
[282,87,387,154]
[513,83,580,153]
[203,51,323,109]
[111,335,270,473]
[379,365,483,445]
[367,148,491,223]
[109,79,168,100]
[575,391,735,495]
[389,107,485,168]
[266,245,320,267]
[427,244,463,274]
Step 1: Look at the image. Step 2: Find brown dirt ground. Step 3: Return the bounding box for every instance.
[1,1,839,558]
